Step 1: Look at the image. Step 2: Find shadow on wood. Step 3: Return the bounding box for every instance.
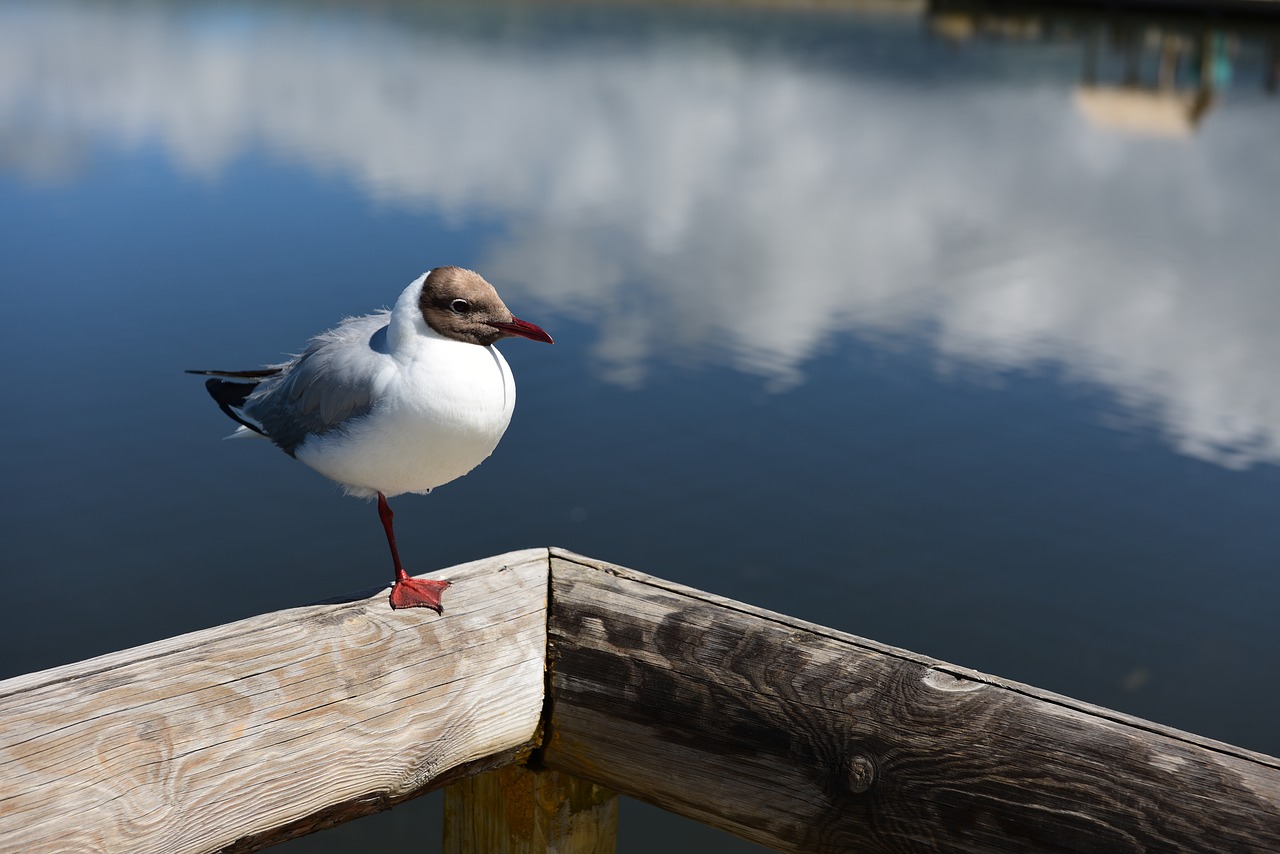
[542,549,1280,853]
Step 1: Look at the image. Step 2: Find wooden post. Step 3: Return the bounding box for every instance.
[4,546,1279,853]
[443,764,617,854]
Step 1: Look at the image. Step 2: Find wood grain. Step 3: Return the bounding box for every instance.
[0,549,549,854]
[6,546,1279,852]
[443,764,617,853]
[542,549,1280,853]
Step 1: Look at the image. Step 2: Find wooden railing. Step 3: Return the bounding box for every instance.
[2,548,1278,852]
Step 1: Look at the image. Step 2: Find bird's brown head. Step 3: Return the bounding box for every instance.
[418,266,553,347]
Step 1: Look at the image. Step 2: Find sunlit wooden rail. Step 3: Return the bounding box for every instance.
[1,548,1278,853]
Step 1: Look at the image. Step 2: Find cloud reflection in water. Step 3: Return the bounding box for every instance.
[3,1,1278,468]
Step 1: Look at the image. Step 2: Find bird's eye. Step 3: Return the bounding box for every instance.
[449,299,471,314]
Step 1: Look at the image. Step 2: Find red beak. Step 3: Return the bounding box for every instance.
[487,316,554,344]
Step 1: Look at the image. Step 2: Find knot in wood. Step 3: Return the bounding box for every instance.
[846,753,876,794]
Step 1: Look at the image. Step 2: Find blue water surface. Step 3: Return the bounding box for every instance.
[2,1,1278,850]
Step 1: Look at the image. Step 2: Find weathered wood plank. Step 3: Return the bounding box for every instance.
[0,549,550,854]
[542,549,1280,853]
[442,764,617,853]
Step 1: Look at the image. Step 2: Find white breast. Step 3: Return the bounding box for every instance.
[296,336,516,499]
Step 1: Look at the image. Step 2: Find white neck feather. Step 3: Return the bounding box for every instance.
[388,271,438,354]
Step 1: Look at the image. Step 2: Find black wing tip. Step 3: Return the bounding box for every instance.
[199,377,269,437]
[186,368,282,379]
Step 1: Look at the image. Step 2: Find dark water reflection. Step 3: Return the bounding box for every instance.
[2,1,1278,851]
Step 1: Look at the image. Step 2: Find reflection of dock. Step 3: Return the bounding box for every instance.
[929,0,1280,135]
[1076,28,1220,135]
[1074,86,1213,135]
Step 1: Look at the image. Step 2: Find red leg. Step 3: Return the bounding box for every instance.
[378,493,449,612]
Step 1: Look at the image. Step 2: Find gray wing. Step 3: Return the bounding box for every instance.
[244,312,394,456]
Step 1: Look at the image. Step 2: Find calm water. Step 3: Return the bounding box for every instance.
[2,0,1279,850]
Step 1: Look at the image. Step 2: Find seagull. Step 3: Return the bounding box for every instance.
[188,267,553,612]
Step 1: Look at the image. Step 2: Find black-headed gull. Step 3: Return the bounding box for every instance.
[189,267,553,612]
